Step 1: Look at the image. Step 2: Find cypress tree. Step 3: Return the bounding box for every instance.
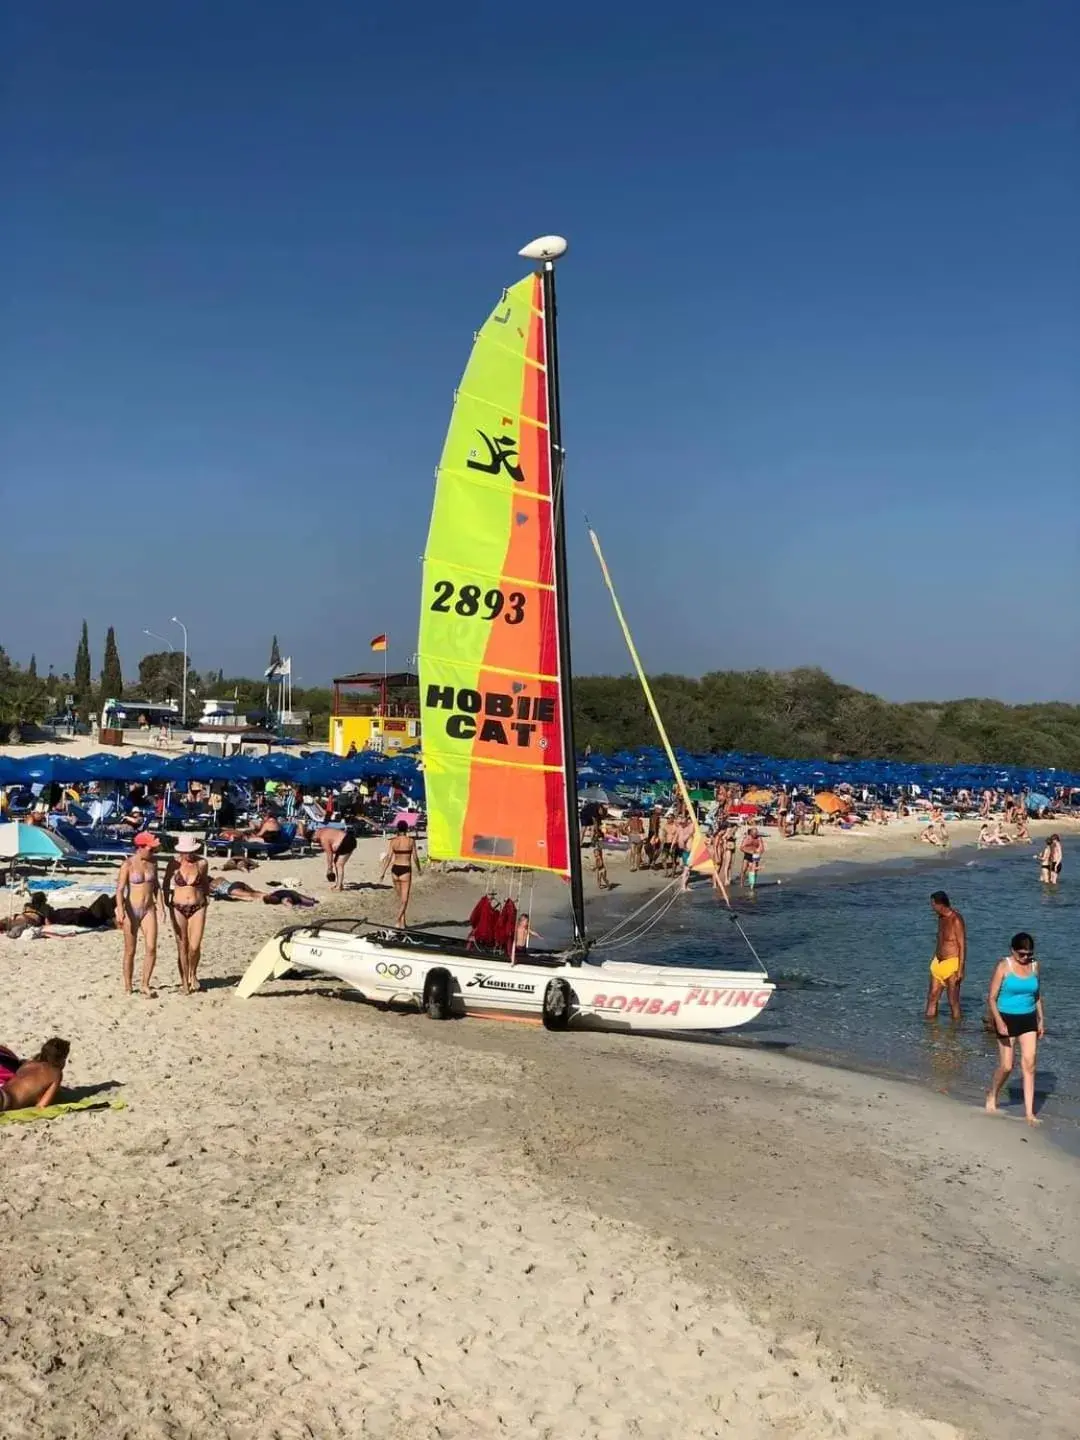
[268,635,282,672]
[101,626,123,699]
[74,621,92,718]
[28,654,37,679]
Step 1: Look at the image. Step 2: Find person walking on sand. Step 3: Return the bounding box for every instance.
[115,833,164,998]
[625,810,644,872]
[163,835,211,994]
[925,891,966,1021]
[379,820,421,927]
[986,931,1045,1126]
[590,814,611,891]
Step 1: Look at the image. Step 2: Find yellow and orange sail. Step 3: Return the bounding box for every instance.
[418,274,571,873]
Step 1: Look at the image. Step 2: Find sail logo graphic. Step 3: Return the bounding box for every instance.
[425,683,557,749]
[467,429,525,483]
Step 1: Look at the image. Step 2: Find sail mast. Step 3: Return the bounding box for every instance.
[523,236,586,945]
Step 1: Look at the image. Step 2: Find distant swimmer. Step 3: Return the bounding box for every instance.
[925,891,966,1021]
[1038,835,1063,886]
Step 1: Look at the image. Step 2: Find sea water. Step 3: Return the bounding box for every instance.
[650,839,1079,1133]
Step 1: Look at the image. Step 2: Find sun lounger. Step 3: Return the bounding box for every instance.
[50,819,134,863]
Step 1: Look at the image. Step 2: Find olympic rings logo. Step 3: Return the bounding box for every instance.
[376,962,412,979]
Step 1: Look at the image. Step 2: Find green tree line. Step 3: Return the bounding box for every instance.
[5,633,1079,768]
[572,668,1080,771]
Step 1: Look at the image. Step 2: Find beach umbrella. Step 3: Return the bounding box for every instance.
[743,788,775,806]
[580,785,613,804]
[0,822,78,862]
[162,753,228,783]
[814,791,846,814]
[81,752,128,782]
[114,752,168,782]
[7,754,85,785]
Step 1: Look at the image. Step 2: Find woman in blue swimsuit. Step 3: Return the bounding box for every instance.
[986,931,1046,1126]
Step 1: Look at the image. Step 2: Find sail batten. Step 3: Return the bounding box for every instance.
[418,272,571,876]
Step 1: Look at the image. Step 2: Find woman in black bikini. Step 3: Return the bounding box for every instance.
[163,835,211,993]
[379,821,420,928]
[115,832,164,997]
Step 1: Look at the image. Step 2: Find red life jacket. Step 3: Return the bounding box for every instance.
[468,894,499,948]
[493,898,517,957]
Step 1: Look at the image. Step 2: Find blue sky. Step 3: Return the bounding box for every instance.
[3,0,1077,701]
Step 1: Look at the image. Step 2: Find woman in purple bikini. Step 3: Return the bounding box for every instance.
[115,832,164,997]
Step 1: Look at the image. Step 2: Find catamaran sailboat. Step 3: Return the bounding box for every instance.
[236,236,774,1032]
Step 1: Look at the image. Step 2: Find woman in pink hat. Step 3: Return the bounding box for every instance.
[163,835,211,993]
[115,832,164,997]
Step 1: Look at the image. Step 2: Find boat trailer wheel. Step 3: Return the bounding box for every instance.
[542,978,572,1031]
[424,968,453,1021]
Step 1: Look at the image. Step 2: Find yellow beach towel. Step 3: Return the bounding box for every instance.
[1,1096,126,1126]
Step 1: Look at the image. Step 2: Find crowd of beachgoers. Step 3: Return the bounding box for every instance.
[582,779,1075,894]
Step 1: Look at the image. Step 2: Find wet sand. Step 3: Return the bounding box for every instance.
[2,829,1078,1437]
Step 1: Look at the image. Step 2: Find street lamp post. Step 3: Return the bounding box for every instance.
[143,629,174,651]
[171,617,189,727]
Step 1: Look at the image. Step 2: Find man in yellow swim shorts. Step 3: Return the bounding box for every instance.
[925,890,966,1021]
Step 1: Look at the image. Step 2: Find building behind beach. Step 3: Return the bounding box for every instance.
[329,671,421,756]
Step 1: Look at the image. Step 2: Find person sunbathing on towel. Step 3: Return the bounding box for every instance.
[0,1038,70,1112]
[211,880,317,908]
[0,902,46,938]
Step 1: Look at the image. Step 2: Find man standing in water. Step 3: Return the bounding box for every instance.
[925,891,966,1020]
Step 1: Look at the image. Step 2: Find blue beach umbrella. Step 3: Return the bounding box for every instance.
[0,822,79,862]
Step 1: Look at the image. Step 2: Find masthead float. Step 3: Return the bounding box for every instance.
[236,236,775,1033]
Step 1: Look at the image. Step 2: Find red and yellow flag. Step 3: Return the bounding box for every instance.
[369,634,388,652]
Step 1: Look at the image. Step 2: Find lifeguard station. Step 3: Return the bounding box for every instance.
[328,671,420,756]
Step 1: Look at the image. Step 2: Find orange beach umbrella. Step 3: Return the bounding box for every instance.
[814,791,846,814]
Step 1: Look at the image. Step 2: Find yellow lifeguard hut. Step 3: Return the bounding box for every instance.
[329,670,421,757]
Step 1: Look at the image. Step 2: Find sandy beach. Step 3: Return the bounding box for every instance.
[3,822,1079,1438]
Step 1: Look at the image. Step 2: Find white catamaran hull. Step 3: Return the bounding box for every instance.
[236,923,775,1033]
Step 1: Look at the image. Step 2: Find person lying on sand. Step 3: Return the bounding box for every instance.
[211,880,317,908]
[0,1038,70,1112]
[0,902,46,939]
